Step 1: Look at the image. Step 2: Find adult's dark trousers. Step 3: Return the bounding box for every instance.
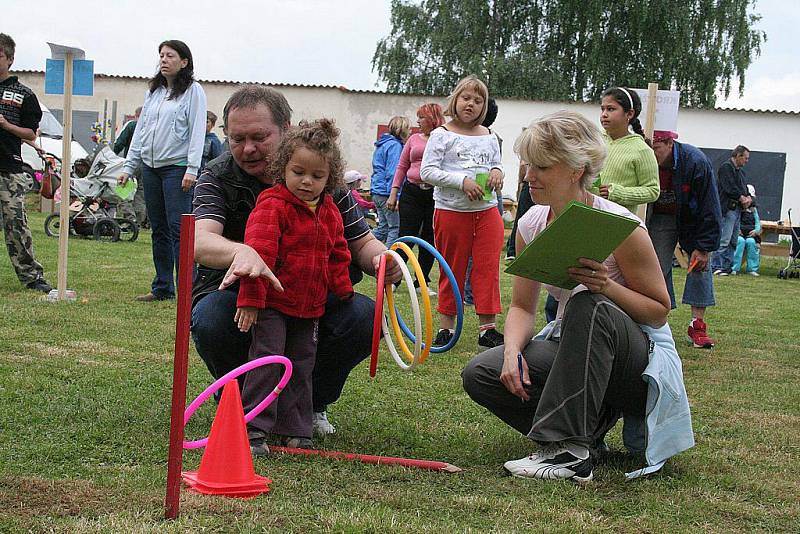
[462,292,649,448]
[506,181,534,256]
[191,288,375,412]
[397,182,435,282]
[141,164,193,299]
[242,309,318,438]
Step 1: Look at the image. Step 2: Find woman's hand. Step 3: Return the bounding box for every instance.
[234,306,258,332]
[568,258,610,294]
[387,187,399,211]
[182,172,197,192]
[462,177,483,201]
[488,168,504,192]
[500,350,530,401]
[598,184,610,199]
[118,173,129,186]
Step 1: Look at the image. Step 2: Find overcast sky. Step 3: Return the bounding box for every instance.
[6,0,797,112]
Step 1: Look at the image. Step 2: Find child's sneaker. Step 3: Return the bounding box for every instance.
[687,318,715,349]
[434,329,454,346]
[312,411,336,436]
[503,443,593,483]
[478,327,504,348]
[248,428,270,457]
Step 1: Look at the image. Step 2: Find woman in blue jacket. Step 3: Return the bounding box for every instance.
[370,116,409,245]
[119,40,207,301]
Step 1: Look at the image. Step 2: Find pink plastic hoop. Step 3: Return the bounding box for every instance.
[183,355,293,449]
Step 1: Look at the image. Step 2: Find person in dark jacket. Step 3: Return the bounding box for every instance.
[113,107,141,156]
[200,110,223,172]
[0,33,51,293]
[649,131,722,349]
[114,107,148,228]
[711,145,751,274]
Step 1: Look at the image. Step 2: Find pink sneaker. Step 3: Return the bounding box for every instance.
[687,318,715,349]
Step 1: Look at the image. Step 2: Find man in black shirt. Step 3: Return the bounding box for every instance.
[0,33,51,293]
[191,85,401,453]
[711,145,751,275]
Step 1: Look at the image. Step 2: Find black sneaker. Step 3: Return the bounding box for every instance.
[478,327,504,348]
[26,279,53,293]
[248,428,270,457]
[503,445,593,483]
[434,329,454,347]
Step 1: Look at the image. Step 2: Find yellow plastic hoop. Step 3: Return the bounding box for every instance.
[382,250,422,371]
[387,241,434,364]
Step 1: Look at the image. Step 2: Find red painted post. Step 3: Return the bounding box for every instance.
[165,214,195,520]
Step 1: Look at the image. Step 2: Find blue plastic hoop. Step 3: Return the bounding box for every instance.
[393,236,462,352]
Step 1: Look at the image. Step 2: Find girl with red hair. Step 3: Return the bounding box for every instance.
[387,103,445,292]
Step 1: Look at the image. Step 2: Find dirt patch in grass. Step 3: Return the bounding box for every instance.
[0,476,130,519]
[20,341,125,366]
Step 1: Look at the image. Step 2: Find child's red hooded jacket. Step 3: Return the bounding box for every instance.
[237,183,353,318]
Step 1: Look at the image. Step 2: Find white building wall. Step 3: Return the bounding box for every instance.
[16,72,799,220]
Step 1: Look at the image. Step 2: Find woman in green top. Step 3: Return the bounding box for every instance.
[597,87,659,214]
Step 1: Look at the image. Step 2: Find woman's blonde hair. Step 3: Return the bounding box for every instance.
[388,116,411,140]
[444,75,489,126]
[513,111,607,190]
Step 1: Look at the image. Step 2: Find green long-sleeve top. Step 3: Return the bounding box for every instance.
[598,133,659,213]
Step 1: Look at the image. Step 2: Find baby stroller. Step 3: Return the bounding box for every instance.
[777,208,800,279]
[44,145,139,242]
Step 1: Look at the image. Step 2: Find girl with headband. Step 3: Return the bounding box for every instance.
[597,87,659,214]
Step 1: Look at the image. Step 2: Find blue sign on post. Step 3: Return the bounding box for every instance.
[44,58,94,96]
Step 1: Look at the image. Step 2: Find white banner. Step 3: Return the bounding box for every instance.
[632,88,680,132]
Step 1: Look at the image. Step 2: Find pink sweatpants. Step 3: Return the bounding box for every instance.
[433,208,504,316]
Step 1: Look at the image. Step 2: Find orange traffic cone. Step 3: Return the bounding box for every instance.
[182,380,271,498]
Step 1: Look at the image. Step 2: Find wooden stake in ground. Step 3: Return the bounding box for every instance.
[635,82,659,222]
[56,52,73,301]
[643,82,658,143]
[165,214,195,520]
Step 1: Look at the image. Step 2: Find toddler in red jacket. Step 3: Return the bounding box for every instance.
[236,119,353,450]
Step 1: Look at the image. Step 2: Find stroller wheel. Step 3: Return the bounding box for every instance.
[93,218,121,242]
[44,213,62,238]
[117,219,139,242]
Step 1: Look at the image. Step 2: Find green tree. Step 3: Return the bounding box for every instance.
[372,0,766,107]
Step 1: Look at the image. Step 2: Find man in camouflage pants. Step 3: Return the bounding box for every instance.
[0,33,51,293]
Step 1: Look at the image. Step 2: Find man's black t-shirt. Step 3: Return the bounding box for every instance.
[0,76,42,172]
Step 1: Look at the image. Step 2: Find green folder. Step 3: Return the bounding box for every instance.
[505,201,639,289]
[115,179,137,201]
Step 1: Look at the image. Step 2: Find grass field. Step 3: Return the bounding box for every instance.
[1,201,798,533]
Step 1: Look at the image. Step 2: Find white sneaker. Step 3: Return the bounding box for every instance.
[748,271,760,277]
[312,411,336,436]
[503,443,593,483]
[415,286,437,297]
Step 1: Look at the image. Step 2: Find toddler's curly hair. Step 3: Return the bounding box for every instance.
[269,118,345,193]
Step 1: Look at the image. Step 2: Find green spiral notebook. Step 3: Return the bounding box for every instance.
[505,201,639,289]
